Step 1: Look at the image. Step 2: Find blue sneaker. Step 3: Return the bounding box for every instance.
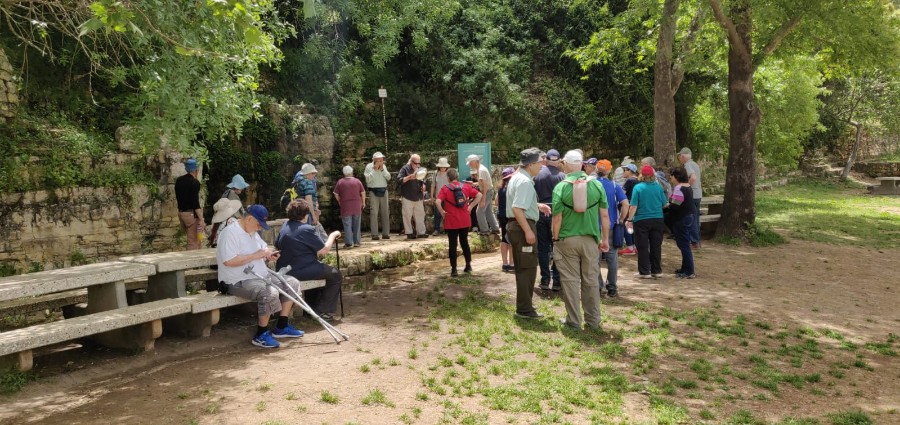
[251,330,280,348]
[272,324,305,338]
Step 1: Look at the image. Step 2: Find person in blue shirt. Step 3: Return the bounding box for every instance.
[625,165,667,279]
[275,200,342,321]
[533,149,565,291]
[595,160,629,297]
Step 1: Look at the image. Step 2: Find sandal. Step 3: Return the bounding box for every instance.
[319,313,334,321]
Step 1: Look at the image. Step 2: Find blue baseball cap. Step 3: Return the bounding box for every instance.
[247,204,270,230]
[546,149,560,161]
[625,163,638,173]
[584,158,598,165]
[184,159,198,172]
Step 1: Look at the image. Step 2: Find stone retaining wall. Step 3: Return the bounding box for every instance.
[852,161,900,178]
[0,185,182,272]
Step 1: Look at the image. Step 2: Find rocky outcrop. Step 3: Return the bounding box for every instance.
[0,48,18,123]
[852,161,900,178]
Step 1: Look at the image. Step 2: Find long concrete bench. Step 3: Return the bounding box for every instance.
[872,177,900,195]
[699,214,721,239]
[0,261,156,303]
[0,298,191,371]
[0,269,217,318]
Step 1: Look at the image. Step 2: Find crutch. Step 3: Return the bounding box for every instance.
[243,265,349,344]
[334,237,345,318]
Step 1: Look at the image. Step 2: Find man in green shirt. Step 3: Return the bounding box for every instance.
[506,147,551,319]
[551,150,610,329]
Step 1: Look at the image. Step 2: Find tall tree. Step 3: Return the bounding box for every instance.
[707,0,899,238]
[654,0,705,167]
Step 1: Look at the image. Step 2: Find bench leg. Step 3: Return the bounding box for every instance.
[0,350,33,372]
[89,320,162,353]
[147,271,186,300]
[87,281,128,313]
[187,310,220,338]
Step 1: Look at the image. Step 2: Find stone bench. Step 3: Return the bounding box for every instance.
[700,195,724,215]
[0,298,191,371]
[699,214,721,239]
[871,177,900,195]
[0,261,156,303]
[0,269,217,318]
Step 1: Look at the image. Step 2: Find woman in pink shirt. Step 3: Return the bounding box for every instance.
[436,168,482,276]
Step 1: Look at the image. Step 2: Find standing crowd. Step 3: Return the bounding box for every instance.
[172,145,703,345]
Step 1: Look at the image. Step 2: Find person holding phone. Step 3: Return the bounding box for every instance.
[275,200,343,321]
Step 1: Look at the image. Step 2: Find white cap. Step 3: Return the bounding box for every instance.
[466,154,481,164]
[563,150,583,164]
[372,151,385,159]
[342,165,353,176]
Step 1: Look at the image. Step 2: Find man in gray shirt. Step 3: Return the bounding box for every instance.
[364,152,392,240]
[507,148,552,319]
[678,147,702,248]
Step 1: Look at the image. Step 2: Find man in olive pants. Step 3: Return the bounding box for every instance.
[364,151,392,240]
[506,148,550,319]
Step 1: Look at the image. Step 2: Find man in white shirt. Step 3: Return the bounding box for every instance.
[217,204,304,348]
[678,147,703,248]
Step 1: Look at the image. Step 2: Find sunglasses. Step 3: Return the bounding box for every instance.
[412,162,421,165]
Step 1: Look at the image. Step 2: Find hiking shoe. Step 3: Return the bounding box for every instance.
[515,311,544,319]
[651,273,664,279]
[619,247,637,255]
[607,291,619,298]
[382,235,390,240]
[319,312,335,321]
[251,331,280,348]
[502,264,514,272]
[417,233,430,239]
[551,285,561,292]
[371,235,380,241]
[538,282,550,291]
[634,273,652,280]
[463,265,472,274]
[344,244,353,249]
[676,273,696,279]
[407,235,417,240]
[353,243,361,247]
[451,269,458,277]
[272,324,304,338]
[559,318,580,329]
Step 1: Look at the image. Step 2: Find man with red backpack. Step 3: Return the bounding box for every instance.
[551,150,610,330]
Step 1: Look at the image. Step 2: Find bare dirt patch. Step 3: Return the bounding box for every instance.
[1,238,897,424]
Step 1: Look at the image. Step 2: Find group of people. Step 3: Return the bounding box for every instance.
[172,144,703,346]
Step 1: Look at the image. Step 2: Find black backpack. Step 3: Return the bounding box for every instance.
[446,184,466,208]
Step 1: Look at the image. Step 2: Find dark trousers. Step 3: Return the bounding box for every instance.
[433,204,444,233]
[674,215,695,275]
[507,219,538,314]
[634,218,665,275]
[536,213,560,285]
[690,198,701,244]
[446,228,472,270]
[303,265,342,314]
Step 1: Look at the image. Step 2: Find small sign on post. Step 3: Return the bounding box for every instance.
[379,87,388,151]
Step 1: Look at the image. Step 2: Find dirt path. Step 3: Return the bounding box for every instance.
[1,239,897,424]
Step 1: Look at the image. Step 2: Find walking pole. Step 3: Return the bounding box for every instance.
[335,236,345,318]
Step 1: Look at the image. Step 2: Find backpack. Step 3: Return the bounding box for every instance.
[655,171,672,199]
[280,186,298,211]
[445,184,467,208]
[561,177,602,212]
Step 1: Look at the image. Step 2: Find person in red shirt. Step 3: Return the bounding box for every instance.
[436,168,483,277]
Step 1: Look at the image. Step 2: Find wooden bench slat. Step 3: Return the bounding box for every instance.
[700,214,721,223]
[0,298,192,357]
[0,262,157,303]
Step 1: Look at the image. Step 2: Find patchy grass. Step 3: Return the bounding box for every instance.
[756,179,900,248]
[0,368,34,394]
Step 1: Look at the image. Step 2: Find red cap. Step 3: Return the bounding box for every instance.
[640,165,655,177]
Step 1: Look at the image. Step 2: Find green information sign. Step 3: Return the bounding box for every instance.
[457,142,492,177]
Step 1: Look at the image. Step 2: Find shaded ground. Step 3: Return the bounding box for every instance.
[0,237,898,424]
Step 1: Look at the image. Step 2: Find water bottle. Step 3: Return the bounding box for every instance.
[626,223,634,235]
[197,221,205,242]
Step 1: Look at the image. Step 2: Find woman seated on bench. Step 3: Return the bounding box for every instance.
[275,200,342,321]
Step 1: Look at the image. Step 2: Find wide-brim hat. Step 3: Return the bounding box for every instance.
[227,174,249,189]
[435,157,451,168]
[300,163,317,175]
[211,199,243,224]
[465,154,481,164]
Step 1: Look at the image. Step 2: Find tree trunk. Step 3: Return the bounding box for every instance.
[716,0,761,239]
[653,0,680,168]
[841,121,862,180]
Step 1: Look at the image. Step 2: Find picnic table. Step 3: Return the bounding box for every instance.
[871,177,900,195]
[0,247,324,371]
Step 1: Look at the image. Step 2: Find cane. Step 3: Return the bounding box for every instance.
[335,237,345,318]
[243,265,349,344]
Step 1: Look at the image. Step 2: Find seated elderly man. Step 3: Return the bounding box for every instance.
[275,200,343,321]
[216,204,305,349]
